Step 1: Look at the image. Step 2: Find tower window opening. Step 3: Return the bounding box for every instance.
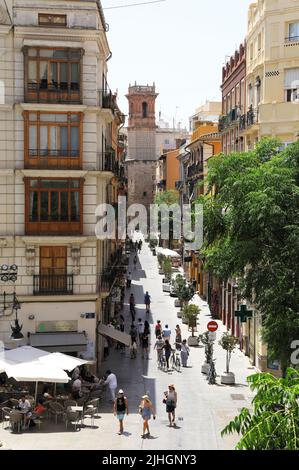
[142,102,148,118]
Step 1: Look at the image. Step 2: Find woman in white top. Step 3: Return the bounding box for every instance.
[180,339,190,367]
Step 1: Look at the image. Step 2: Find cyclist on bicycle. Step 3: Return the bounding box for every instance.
[154,335,164,362]
[144,291,151,313]
[161,339,172,370]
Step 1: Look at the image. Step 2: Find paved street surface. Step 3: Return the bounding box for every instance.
[0,243,256,450]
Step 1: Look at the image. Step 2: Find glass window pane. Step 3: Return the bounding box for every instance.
[29,113,37,121]
[28,61,37,85]
[50,63,57,88]
[39,61,48,89]
[40,114,67,122]
[29,126,37,150]
[60,192,69,221]
[50,127,59,152]
[50,192,59,221]
[60,127,68,154]
[71,63,79,90]
[40,126,48,155]
[70,50,81,59]
[70,114,79,121]
[29,191,38,221]
[40,49,55,58]
[70,180,79,188]
[70,127,78,154]
[53,50,68,59]
[28,48,37,57]
[40,192,49,221]
[30,180,39,188]
[60,63,68,89]
[71,192,79,221]
[40,180,68,189]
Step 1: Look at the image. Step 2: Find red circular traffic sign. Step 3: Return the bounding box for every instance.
[207,321,218,332]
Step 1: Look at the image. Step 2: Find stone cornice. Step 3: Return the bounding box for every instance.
[18,294,99,303]
[19,235,95,246]
[0,25,12,35]
[17,169,88,178]
[17,103,87,113]
[0,169,14,176]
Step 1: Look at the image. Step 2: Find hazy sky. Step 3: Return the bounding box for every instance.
[102,0,252,127]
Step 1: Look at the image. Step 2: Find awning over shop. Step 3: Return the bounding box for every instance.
[29,332,88,353]
[97,323,131,347]
[156,247,181,258]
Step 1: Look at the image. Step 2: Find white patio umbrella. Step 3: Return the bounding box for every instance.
[0,358,14,374]
[156,247,181,258]
[3,345,49,364]
[38,352,88,372]
[5,361,70,403]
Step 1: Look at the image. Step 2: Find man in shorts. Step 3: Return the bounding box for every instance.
[114,389,129,435]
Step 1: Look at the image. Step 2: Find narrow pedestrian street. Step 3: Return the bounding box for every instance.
[0,242,255,450]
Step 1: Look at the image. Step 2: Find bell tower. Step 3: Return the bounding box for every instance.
[126,83,158,161]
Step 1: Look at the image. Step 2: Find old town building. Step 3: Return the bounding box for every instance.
[0,0,123,366]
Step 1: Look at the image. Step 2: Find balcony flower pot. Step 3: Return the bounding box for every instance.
[220,371,235,385]
[188,336,199,347]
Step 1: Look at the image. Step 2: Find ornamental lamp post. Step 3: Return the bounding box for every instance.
[0,264,23,339]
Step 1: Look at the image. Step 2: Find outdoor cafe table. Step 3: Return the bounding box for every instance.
[68,405,84,426]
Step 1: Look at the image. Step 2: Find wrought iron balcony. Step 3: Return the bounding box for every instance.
[175,180,183,191]
[33,274,73,295]
[218,107,242,132]
[98,150,116,172]
[99,88,117,112]
[239,107,259,131]
[187,161,203,178]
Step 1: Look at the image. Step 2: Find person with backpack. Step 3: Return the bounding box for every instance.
[114,389,129,435]
[155,320,162,338]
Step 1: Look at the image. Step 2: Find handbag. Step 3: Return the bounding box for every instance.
[162,398,166,404]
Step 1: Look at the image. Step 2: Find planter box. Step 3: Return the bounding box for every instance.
[188,336,198,346]
[162,283,171,293]
[201,362,210,374]
[177,310,183,318]
[181,316,188,324]
[174,299,181,308]
[158,268,164,275]
[220,372,235,385]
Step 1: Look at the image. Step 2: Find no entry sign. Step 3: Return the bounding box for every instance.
[207,321,218,332]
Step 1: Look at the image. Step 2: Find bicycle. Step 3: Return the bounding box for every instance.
[159,353,167,371]
[170,349,181,371]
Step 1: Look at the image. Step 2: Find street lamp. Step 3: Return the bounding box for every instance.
[0,264,23,339]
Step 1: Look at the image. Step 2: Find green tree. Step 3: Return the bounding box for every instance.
[182,304,200,337]
[171,275,195,305]
[222,368,299,450]
[218,332,239,374]
[197,138,299,375]
[162,257,172,282]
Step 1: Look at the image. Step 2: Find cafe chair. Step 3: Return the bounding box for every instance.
[64,400,77,408]
[48,401,65,424]
[82,406,96,427]
[9,411,23,433]
[85,398,100,414]
[65,410,80,431]
[1,407,12,429]
[9,398,19,408]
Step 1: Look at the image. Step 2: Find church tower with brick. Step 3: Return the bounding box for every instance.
[126,83,158,212]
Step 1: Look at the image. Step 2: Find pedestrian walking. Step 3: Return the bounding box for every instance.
[155,320,162,338]
[144,291,151,314]
[126,272,132,288]
[175,325,182,351]
[144,320,150,336]
[162,339,172,370]
[138,240,142,253]
[130,338,137,358]
[162,324,171,341]
[163,384,177,427]
[180,339,190,367]
[119,314,125,332]
[103,370,118,402]
[134,241,138,252]
[133,254,138,269]
[154,335,165,362]
[139,395,156,438]
[141,331,149,359]
[137,318,144,345]
[114,389,129,435]
[129,293,136,322]
[103,336,109,359]
[129,323,138,344]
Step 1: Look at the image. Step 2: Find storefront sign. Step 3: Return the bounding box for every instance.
[36,320,78,333]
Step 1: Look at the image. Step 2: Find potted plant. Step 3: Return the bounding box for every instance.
[198,331,214,374]
[157,254,165,274]
[182,304,200,346]
[162,258,172,283]
[218,332,239,384]
[171,274,185,301]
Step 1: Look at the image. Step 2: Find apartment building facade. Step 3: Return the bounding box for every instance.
[0,0,122,366]
[241,0,299,149]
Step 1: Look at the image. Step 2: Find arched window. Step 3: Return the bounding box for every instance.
[142,101,148,118]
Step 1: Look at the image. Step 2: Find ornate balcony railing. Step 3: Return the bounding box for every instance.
[239,107,259,131]
[99,88,117,111]
[98,150,116,172]
[219,107,242,132]
[25,85,81,104]
[187,161,203,178]
[33,274,73,295]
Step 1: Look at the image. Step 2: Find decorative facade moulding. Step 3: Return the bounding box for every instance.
[71,245,81,275]
[25,245,36,275]
[20,236,89,246]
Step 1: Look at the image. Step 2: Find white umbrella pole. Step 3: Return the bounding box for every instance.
[34,381,38,404]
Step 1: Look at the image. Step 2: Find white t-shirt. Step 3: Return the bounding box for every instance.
[127,273,132,280]
[72,379,82,391]
[18,399,31,411]
[105,373,117,389]
[137,322,144,334]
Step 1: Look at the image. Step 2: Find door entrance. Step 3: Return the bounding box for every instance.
[40,246,67,294]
